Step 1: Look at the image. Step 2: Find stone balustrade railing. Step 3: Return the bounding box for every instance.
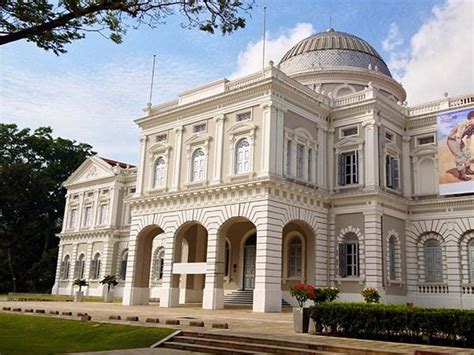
[418,283,449,294]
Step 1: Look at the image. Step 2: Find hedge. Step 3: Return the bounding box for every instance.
[310,302,474,348]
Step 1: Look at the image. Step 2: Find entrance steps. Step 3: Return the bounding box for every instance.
[224,290,291,307]
[159,331,342,354]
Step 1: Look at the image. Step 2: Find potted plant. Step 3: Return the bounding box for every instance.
[73,279,88,302]
[361,287,381,303]
[100,275,118,303]
[289,284,314,333]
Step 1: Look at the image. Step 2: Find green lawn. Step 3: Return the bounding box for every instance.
[0,313,174,354]
[2,293,121,303]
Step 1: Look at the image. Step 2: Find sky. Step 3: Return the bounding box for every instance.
[1,0,473,164]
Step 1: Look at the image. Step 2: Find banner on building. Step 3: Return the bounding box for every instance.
[437,107,474,195]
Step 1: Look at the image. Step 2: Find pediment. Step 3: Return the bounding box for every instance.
[410,145,437,157]
[147,142,171,154]
[384,142,401,155]
[227,122,257,136]
[184,133,212,146]
[64,156,115,187]
[294,127,315,141]
[334,137,364,149]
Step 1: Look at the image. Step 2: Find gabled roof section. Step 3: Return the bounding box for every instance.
[63,156,133,187]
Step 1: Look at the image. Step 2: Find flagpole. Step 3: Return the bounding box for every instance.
[262,6,267,73]
[148,54,156,106]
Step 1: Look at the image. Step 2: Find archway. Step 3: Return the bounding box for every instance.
[123,225,164,305]
[281,220,316,305]
[173,222,208,304]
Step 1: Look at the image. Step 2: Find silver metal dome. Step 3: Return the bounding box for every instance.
[279,29,392,77]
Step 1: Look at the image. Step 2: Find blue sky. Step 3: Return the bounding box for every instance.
[1,0,472,164]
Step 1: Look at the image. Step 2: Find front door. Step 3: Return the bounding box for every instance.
[243,235,256,290]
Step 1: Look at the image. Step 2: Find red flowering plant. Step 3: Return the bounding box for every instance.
[289,284,315,308]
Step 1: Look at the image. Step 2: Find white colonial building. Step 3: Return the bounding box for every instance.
[52,28,474,311]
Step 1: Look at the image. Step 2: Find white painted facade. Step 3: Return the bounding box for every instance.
[53,29,474,311]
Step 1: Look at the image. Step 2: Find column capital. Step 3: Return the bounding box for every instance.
[139,134,148,143]
[213,114,226,123]
[174,125,184,134]
[362,119,381,128]
[402,134,411,142]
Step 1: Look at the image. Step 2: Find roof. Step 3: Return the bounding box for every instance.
[279,28,392,77]
[100,157,135,169]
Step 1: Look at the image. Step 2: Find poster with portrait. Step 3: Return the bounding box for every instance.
[437,107,474,195]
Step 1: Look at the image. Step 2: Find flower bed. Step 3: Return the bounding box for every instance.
[310,302,474,348]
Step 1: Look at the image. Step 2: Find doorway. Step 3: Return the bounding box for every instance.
[243,234,256,290]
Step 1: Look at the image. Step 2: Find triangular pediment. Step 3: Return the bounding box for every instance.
[63,156,116,187]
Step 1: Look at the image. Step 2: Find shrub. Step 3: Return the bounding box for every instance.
[310,302,474,347]
[312,287,340,304]
[289,284,315,308]
[361,287,380,303]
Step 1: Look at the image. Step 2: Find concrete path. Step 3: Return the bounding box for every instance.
[1,301,471,354]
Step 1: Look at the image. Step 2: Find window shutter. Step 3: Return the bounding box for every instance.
[89,260,97,279]
[338,243,347,277]
[338,154,345,186]
[97,260,101,279]
[354,151,359,184]
[392,158,400,190]
[356,242,360,277]
[73,261,80,279]
[60,262,65,279]
[386,156,392,187]
[120,260,127,280]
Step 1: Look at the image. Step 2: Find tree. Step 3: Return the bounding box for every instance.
[0,0,253,54]
[0,124,94,293]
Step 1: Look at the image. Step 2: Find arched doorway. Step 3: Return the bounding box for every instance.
[123,225,164,305]
[243,234,256,290]
[173,222,208,304]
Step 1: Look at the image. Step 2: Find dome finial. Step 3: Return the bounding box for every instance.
[327,15,335,32]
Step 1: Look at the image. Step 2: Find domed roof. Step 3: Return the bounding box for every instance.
[279,29,392,77]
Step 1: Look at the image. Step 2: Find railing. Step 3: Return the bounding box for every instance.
[418,284,449,294]
[332,91,371,107]
[462,285,474,294]
[408,94,474,117]
[225,71,266,91]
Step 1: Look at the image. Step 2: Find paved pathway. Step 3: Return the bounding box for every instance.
[1,301,472,354]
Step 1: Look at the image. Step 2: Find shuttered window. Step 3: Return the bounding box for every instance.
[424,239,443,283]
[288,238,303,277]
[389,237,397,280]
[235,138,250,174]
[154,157,166,187]
[338,151,358,186]
[385,155,400,190]
[191,149,206,182]
[89,253,101,280]
[339,234,359,277]
[119,251,128,281]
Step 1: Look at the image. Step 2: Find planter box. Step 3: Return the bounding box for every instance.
[293,307,310,333]
[104,290,114,303]
[74,291,83,302]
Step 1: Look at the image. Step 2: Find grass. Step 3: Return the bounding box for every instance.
[2,293,122,303]
[0,313,174,354]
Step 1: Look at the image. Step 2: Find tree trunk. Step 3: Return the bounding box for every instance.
[7,247,17,292]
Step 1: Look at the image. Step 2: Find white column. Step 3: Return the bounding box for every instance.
[317,127,326,188]
[212,115,226,184]
[109,185,121,228]
[61,194,70,233]
[363,209,384,295]
[83,242,94,295]
[170,126,184,192]
[259,102,278,177]
[202,228,224,309]
[159,232,180,307]
[253,211,282,312]
[51,242,64,294]
[328,128,335,192]
[401,135,412,197]
[363,119,380,188]
[275,109,285,176]
[135,135,148,196]
[69,243,79,295]
[446,239,462,307]
[100,237,115,296]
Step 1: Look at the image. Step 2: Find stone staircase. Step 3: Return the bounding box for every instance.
[158,331,342,354]
[224,290,291,307]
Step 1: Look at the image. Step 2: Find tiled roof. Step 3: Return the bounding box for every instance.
[100,157,135,169]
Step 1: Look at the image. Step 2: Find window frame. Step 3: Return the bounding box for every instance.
[191,148,207,182]
[338,150,359,186]
[415,134,436,147]
[153,156,166,188]
[424,239,443,283]
[339,234,360,278]
[339,125,359,139]
[234,138,251,174]
[385,154,400,190]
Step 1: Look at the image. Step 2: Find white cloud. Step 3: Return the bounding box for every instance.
[231,22,315,78]
[384,0,474,104]
[0,56,215,164]
[382,23,404,52]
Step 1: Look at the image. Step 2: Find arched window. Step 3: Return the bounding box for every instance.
[191,149,206,182]
[424,239,443,283]
[90,253,101,280]
[61,255,70,280]
[77,254,86,279]
[288,237,303,277]
[119,251,128,281]
[235,138,250,174]
[388,236,399,280]
[339,233,359,277]
[154,157,166,187]
[469,240,474,282]
[153,248,165,282]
